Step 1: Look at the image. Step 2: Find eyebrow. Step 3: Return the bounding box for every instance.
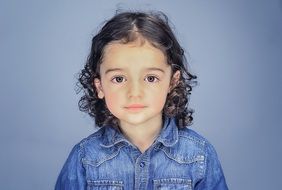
[104,67,165,75]
[104,68,123,75]
[145,67,165,73]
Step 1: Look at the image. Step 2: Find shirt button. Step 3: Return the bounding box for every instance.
[139,162,145,168]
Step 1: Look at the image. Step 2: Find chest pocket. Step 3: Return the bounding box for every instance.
[87,180,124,190]
[153,178,192,190]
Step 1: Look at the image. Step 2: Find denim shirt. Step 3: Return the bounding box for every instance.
[55,118,228,190]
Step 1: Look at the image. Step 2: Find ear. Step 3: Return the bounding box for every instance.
[94,78,105,99]
[169,70,180,92]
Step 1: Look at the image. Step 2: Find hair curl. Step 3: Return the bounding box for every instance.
[76,11,197,128]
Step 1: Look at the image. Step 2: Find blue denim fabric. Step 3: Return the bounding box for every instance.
[55,118,228,189]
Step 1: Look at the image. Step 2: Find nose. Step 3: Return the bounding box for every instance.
[127,80,143,99]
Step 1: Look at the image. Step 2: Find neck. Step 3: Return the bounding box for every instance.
[119,116,163,153]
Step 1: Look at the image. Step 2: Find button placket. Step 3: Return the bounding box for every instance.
[139,161,145,168]
[134,152,150,190]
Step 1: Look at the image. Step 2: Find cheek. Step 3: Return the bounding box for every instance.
[156,94,168,108]
[149,87,169,109]
[103,90,122,112]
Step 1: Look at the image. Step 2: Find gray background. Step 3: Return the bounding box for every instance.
[1,0,281,189]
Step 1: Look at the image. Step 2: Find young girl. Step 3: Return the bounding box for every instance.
[55,11,228,190]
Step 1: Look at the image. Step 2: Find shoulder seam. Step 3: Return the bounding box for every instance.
[178,129,206,147]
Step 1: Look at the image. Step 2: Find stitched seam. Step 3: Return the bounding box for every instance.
[82,144,126,167]
[158,147,204,164]
[178,134,206,147]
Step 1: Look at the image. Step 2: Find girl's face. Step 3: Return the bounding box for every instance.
[94,40,179,128]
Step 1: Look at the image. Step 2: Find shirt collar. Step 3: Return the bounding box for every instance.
[156,117,179,147]
[100,117,179,148]
[100,125,128,148]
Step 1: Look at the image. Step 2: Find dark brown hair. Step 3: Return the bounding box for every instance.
[76,11,197,128]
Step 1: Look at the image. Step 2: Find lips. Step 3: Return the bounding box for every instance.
[125,104,146,109]
[125,104,146,112]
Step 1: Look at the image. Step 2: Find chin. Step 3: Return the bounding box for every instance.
[119,116,148,126]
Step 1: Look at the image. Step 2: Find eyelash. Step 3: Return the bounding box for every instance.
[111,76,127,83]
[144,75,160,83]
[111,75,160,83]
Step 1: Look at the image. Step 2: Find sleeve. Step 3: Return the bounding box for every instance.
[195,142,229,190]
[55,143,86,190]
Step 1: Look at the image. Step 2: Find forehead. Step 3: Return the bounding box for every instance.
[101,41,169,71]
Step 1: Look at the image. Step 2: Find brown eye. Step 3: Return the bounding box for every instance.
[145,76,159,83]
[112,76,126,83]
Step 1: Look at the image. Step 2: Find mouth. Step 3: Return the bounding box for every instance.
[125,104,146,111]
[126,104,145,108]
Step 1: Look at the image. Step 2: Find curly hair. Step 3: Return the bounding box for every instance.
[76,11,197,128]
